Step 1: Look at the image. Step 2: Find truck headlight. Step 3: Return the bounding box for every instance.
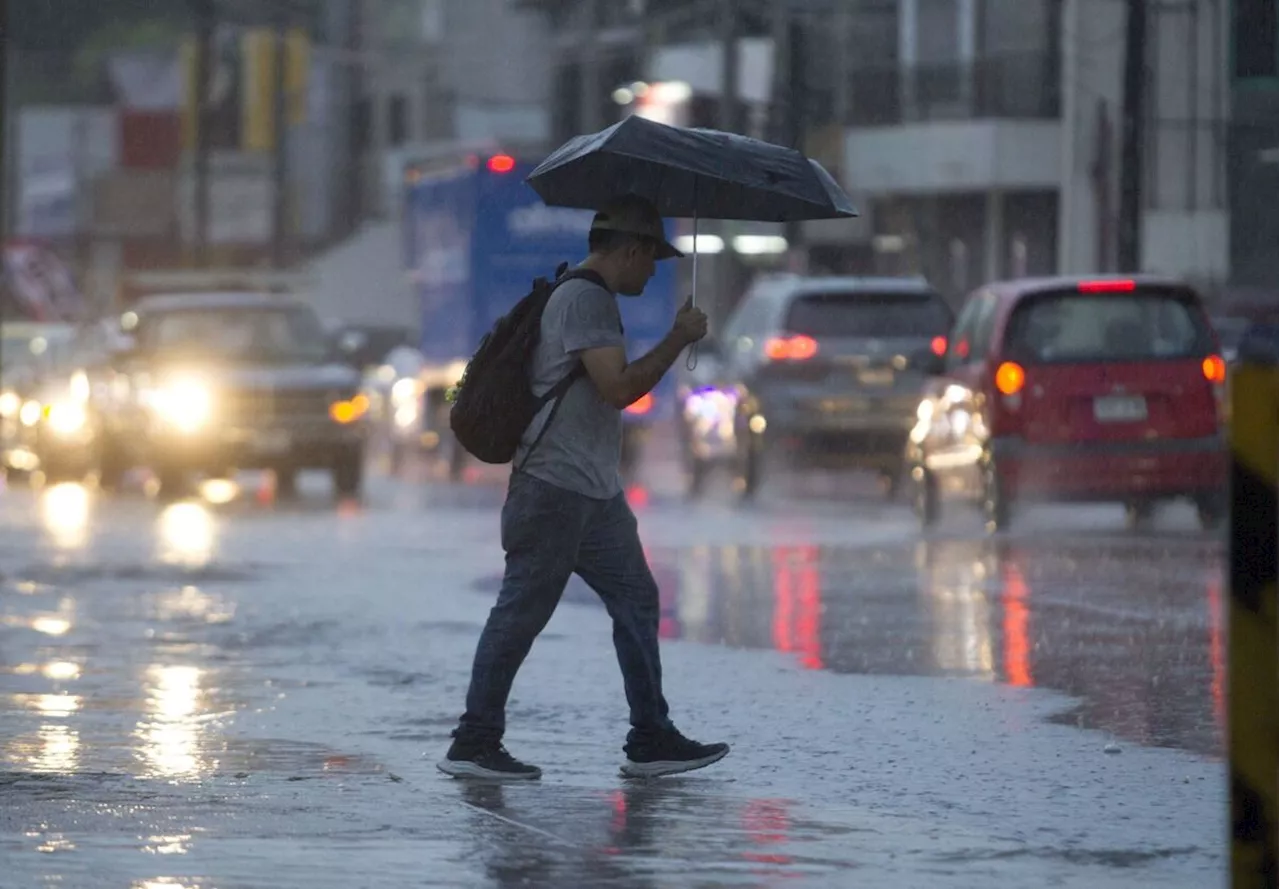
[46,401,88,436]
[149,378,213,433]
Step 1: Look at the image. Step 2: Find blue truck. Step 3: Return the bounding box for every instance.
[399,152,679,480]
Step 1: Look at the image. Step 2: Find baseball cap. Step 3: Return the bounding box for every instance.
[590,196,684,260]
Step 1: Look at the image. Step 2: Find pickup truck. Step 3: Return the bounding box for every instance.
[97,292,368,498]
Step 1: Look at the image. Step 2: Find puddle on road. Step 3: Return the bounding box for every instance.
[548,537,1226,758]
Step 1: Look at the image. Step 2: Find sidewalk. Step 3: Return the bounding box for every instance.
[0,485,1225,888]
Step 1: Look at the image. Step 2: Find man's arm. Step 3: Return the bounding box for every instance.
[577,295,707,410]
[577,332,689,410]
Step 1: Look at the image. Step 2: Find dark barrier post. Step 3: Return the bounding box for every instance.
[1229,325,1278,889]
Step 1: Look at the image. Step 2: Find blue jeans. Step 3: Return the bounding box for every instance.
[456,471,675,746]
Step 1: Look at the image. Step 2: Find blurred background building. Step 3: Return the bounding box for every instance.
[1,0,1275,330]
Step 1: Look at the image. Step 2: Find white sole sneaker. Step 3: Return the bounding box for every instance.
[436,758,542,780]
[619,746,729,779]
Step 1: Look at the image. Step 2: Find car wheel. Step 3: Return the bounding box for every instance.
[737,431,764,502]
[3,464,32,487]
[982,459,1011,533]
[96,439,128,491]
[333,447,364,498]
[879,467,902,502]
[912,465,940,529]
[274,466,299,499]
[389,440,409,475]
[686,457,709,499]
[155,466,189,500]
[1195,494,1227,532]
[1124,499,1156,531]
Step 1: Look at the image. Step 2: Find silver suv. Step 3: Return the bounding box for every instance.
[677,275,953,498]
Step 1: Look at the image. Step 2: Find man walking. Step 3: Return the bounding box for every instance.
[438,196,730,780]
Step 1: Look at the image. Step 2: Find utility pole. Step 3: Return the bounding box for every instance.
[718,0,739,133]
[0,0,8,390]
[345,0,364,231]
[193,0,215,268]
[784,11,807,271]
[271,11,288,268]
[579,0,601,133]
[1117,0,1147,273]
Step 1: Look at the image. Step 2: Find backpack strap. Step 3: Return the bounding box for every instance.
[512,265,613,473]
[509,264,609,473]
[514,364,585,472]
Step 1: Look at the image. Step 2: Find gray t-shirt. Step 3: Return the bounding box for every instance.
[515,276,626,499]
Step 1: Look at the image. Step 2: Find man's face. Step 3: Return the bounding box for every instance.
[617,238,657,296]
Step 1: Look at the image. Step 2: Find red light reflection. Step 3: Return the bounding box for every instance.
[625,485,650,509]
[771,546,823,670]
[1002,561,1033,688]
[1207,576,1225,730]
[742,798,793,867]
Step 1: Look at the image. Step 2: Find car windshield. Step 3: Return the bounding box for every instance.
[785,291,952,338]
[1004,289,1211,363]
[138,307,330,363]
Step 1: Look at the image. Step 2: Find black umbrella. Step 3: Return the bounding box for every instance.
[528,116,857,327]
[527,115,858,223]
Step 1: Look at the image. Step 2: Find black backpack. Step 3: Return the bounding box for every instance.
[449,263,607,466]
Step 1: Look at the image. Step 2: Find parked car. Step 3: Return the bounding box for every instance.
[904,275,1228,532]
[675,275,953,498]
[1,322,86,482]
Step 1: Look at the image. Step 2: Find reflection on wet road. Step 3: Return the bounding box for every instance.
[630,536,1225,756]
[0,470,1226,887]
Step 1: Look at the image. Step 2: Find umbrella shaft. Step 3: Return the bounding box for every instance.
[691,213,699,308]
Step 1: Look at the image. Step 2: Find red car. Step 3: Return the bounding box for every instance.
[904,275,1228,532]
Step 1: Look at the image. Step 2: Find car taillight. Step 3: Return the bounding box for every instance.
[625,393,654,415]
[486,154,516,173]
[995,361,1026,397]
[765,335,819,361]
[930,336,948,357]
[1202,354,1228,425]
[1202,354,1226,384]
[1078,279,1136,293]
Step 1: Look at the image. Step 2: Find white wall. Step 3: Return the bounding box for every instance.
[1056,0,1126,274]
[845,120,1063,195]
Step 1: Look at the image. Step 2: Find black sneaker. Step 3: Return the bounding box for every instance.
[621,731,730,779]
[436,739,542,780]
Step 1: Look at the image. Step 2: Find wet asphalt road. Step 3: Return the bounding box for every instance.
[0,452,1226,888]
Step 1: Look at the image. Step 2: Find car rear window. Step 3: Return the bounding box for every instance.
[785,291,953,338]
[1004,289,1212,363]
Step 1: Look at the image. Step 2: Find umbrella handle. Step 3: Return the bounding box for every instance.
[685,208,700,371]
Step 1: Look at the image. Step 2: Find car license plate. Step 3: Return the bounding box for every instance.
[1093,395,1148,423]
[253,430,291,454]
[858,368,894,387]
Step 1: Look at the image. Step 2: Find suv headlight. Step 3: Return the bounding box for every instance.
[146,378,213,433]
[46,401,88,436]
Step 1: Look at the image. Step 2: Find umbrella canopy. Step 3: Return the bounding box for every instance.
[526,116,858,223]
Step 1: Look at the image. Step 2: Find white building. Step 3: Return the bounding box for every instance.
[840,0,1231,296]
